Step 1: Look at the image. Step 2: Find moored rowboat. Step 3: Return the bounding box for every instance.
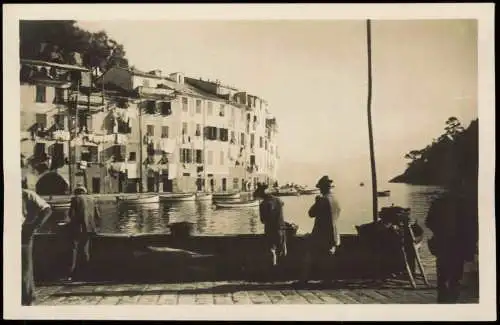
[377,190,391,197]
[214,200,259,209]
[195,193,213,201]
[299,188,320,195]
[160,193,196,202]
[273,188,300,196]
[47,199,71,210]
[116,194,160,204]
[212,192,241,200]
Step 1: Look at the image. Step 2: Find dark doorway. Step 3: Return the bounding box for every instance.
[196,178,203,191]
[92,177,101,194]
[222,178,227,192]
[163,177,173,192]
[118,173,126,192]
[147,177,155,192]
[210,178,215,192]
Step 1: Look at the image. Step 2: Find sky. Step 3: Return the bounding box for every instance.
[77,19,478,187]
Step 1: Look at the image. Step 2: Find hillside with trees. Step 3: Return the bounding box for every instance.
[390,117,478,186]
[20,20,129,76]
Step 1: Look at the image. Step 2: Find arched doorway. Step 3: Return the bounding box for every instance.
[35,172,69,195]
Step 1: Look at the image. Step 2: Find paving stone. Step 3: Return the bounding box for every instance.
[247,291,273,304]
[157,293,179,305]
[311,290,344,304]
[97,295,122,305]
[231,291,251,304]
[296,290,327,304]
[177,293,198,305]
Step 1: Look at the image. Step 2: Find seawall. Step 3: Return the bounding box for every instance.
[32,232,423,284]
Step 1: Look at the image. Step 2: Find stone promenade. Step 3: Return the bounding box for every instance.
[33,276,478,305]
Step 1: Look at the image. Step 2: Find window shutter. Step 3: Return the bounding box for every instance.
[87,115,93,132]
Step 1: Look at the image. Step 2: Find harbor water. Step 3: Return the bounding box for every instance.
[40,182,445,237]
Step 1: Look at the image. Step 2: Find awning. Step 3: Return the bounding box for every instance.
[20,59,89,72]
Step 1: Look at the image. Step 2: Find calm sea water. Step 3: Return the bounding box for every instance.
[42,183,445,237]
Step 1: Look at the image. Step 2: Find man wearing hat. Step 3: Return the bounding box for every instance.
[21,177,52,305]
[65,184,101,282]
[304,175,341,281]
[254,182,287,267]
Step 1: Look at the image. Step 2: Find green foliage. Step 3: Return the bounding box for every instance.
[20,20,129,74]
[391,117,478,186]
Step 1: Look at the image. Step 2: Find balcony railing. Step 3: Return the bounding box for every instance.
[137,86,175,98]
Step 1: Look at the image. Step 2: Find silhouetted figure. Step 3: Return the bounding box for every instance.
[22,179,52,305]
[254,183,287,267]
[65,185,101,282]
[426,173,478,303]
[303,175,341,281]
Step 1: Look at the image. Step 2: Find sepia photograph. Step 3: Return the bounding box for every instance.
[3,3,496,321]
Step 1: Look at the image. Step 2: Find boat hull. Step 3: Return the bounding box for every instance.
[273,191,300,197]
[299,189,320,195]
[377,191,391,197]
[214,200,259,209]
[47,200,71,210]
[160,194,196,202]
[212,192,241,200]
[117,195,160,205]
[196,193,213,201]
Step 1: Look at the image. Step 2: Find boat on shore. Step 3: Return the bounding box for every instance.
[195,192,213,201]
[46,198,71,210]
[214,200,259,209]
[377,190,391,197]
[116,194,160,205]
[212,192,241,200]
[272,187,300,197]
[160,193,196,202]
[299,188,320,195]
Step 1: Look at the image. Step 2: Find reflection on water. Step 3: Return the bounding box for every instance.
[40,183,445,236]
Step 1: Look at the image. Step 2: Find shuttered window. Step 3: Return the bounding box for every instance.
[147,125,155,136]
[35,85,46,103]
[161,126,169,138]
[36,113,47,129]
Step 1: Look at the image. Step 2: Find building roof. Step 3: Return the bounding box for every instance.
[20,59,89,72]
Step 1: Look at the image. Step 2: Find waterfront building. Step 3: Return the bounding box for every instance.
[99,67,279,193]
[20,59,279,195]
[20,57,110,195]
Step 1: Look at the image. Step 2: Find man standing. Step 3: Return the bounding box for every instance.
[304,175,341,281]
[22,179,52,305]
[66,185,101,282]
[254,183,287,267]
[426,176,478,303]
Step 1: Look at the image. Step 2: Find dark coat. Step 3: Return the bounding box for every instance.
[67,195,101,234]
[308,193,341,250]
[426,192,478,262]
[259,196,286,234]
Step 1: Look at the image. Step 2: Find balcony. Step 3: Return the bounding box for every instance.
[70,93,105,113]
[137,86,175,99]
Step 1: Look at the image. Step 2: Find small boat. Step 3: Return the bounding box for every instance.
[214,200,260,209]
[212,192,241,200]
[195,193,213,201]
[360,182,365,187]
[47,199,71,210]
[377,190,391,197]
[160,193,196,202]
[299,188,320,195]
[116,194,160,204]
[273,188,300,196]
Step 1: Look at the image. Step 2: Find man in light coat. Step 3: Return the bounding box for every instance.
[303,175,341,281]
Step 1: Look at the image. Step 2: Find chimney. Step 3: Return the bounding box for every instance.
[149,69,162,77]
[169,72,184,84]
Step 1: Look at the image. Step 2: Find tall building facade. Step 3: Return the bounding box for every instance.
[20,61,279,194]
